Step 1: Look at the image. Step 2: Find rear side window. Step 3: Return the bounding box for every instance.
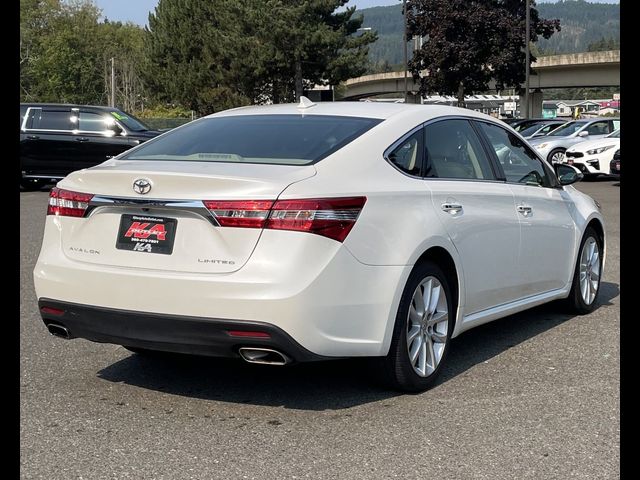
[123,114,382,165]
[387,129,423,176]
[30,109,74,131]
[478,122,554,188]
[423,119,495,180]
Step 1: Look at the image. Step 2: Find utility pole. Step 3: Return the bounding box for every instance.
[524,0,530,118]
[110,57,115,108]
[403,0,408,103]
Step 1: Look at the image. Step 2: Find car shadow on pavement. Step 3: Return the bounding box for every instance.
[96,281,619,411]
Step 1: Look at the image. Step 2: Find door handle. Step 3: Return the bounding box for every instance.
[441,203,463,214]
[26,135,39,140]
[75,137,90,142]
[517,205,533,216]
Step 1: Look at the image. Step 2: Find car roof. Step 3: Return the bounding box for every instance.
[20,103,120,112]
[207,101,500,122]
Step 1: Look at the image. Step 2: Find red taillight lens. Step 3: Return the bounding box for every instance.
[204,197,366,242]
[47,188,94,217]
[267,197,366,242]
[203,200,274,228]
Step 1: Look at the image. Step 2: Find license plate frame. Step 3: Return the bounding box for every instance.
[116,214,177,255]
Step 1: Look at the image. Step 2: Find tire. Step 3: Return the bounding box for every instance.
[21,179,45,191]
[548,148,566,164]
[565,226,603,314]
[379,261,455,392]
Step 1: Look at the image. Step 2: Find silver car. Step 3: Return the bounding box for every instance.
[528,118,620,164]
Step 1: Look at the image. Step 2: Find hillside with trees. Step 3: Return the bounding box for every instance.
[360,0,619,70]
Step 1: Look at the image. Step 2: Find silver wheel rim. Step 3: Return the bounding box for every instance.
[406,276,449,377]
[579,236,600,305]
[552,151,565,163]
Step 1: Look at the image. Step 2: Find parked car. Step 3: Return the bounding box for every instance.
[610,149,620,176]
[518,120,568,139]
[528,117,620,164]
[565,129,620,177]
[20,103,161,190]
[502,118,547,131]
[34,101,604,392]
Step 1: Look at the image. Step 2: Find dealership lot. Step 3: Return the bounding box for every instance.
[21,179,619,479]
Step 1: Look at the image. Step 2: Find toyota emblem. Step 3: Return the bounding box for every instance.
[133,178,152,195]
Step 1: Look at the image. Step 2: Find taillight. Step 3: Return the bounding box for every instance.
[47,188,94,217]
[204,197,366,242]
[266,197,366,242]
[203,200,274,228]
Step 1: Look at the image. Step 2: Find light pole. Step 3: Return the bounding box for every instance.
[402,0,408,103]
[524,0,531,118]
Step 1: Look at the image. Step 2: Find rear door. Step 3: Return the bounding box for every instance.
[421,118,522,315]
[476,121,576,297]
[73,109,134,171]
[20,107,77,178]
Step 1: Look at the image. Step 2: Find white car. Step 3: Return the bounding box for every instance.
[565,130,620,177]
[34,101,605,392]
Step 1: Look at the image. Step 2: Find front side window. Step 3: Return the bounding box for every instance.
[387,129,423,176]
[423,119,495,180]
[477,121,554,188]
[79,111,117,133]
[30,109,74,131]
[586,121,611,136]
[123,115,383,165]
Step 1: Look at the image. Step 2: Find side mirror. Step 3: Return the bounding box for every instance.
[578,131,589,137]
[555,164,583,185]
[109,123,124,135]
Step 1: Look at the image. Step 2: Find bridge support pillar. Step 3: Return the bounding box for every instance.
[527,89,543,117]
[406,92,422,104]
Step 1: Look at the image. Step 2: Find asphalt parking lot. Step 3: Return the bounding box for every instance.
[20,179,619,479]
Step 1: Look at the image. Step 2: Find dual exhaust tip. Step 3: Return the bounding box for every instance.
[46,323,72,339]
[238,347,290,366]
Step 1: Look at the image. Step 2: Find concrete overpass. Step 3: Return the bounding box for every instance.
[342,50,620,114]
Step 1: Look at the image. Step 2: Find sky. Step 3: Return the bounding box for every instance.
[94,0,620,27]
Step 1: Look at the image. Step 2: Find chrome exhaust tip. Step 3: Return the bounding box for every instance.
[238,347,290,366]
[46,323,71,339]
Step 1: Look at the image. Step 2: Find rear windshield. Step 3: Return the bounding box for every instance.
[122,114,382,165]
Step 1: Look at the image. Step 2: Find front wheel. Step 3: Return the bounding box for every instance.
[548,148,566,164]
[380,261,454,392]
[566,227,603,314]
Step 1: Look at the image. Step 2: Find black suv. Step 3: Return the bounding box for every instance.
[20,103,161,190]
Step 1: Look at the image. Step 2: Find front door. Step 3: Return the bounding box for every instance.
[476,121,576,297]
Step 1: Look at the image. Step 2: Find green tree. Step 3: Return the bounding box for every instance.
[406,0,560,106]
[20,0,148,108]
[145,0,377,114]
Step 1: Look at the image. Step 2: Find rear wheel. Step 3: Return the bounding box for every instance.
[566,227,602,314]
[380,261,454,392]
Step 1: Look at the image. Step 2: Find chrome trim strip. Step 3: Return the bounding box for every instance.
[85,196,220,226]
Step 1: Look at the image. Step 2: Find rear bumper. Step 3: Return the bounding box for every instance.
[39,298,325,362]
[35,221,411,357]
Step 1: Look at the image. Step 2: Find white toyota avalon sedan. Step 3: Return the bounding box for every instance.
[34,101,605,392]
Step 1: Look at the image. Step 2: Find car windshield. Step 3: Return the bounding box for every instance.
[122,114,383,165]
[607,129,620,138]
[109,110,151,132]
[518,123,549,137]
[547,121,588,136]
